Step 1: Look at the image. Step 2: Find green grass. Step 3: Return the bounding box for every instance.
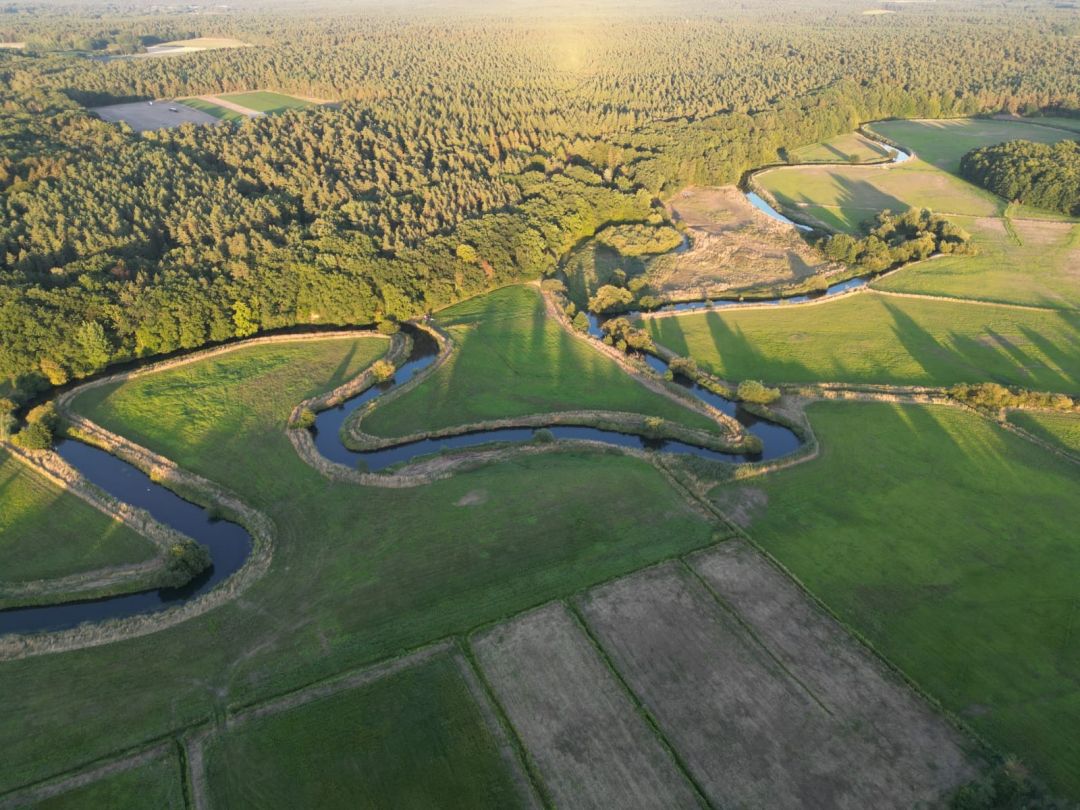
[180,97,247,122]
[363,285,719,437]
[35,752,185,809]
[0,330,719,793]
[205,654,525,809]
[872,118,1078,173]
[646,292,1080,393]
[0,447,155,583]
[219,91,313,114]
[874,216,1080,310]
[723,401,1080,797]
[1027,117,1080,134]
[788,131,892,164]
[1007,410,1080,455]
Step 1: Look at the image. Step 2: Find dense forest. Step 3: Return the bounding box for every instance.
[1,0,1079,402]
[959,139,1080,217]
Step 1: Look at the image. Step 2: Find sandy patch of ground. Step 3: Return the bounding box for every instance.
[472,603,701,809]
[0,42,25,49]
[647,186,838,299]
[91,100,222,132]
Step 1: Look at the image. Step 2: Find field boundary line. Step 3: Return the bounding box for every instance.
[0,741,174,809]
[564,599,714,809]
[454,639,551,809]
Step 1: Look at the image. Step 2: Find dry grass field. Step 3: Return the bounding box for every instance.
[575,561,976,808]
[472,604,701,809]
[646,186,839,299]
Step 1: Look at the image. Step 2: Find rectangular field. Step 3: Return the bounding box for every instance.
[29,752,185,810]
[203,651,530,809]
[90,100,222,131]
[575,561,974,807]
[472,603,701,809]
[179,97,249,122]
[218,91,313,114]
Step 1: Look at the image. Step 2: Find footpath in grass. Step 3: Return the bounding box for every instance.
[1,332,720,793]
[874,216,1080,310]
[1007,411,1080,455]
[719,401,1080,798]
[204,653,528,809]
[0,447,155,584]
[34,753,185,810]
[363,285,719,438]
[646,292,1080,393]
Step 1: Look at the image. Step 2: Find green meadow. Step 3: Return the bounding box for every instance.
[0,448,154,584]
[180,97,248,122]
[1007,410,1080,455]
[645,292,1080,393]
[723,400,1080,796]
[362,285,718,438]
[219,91,314,114]
[205,654,525,809]
[1,333,720,792]
[788,131,892,164]
[33,754,186,810]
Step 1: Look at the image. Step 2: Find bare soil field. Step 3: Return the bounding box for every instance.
[647,186,839,299]
[575,560,977,808]
[471,603,701,809]
[690,540,979,798]
[91,101,222,132]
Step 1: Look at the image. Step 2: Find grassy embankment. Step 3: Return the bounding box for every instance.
[721,400,1080,798]
[204,653,524,809]
[0,448,155,584]
[646,294,1080,393]
[1,330,721,794]
[1006,411,1080,455]
[361,285,720,438]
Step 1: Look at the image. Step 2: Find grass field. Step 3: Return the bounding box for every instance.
[645,292,1080,393]
[1027,117,1080,134]
[35,753,185,809]
[180,97,249,122]
[872,118,1080,173]
[362,285,719,437]
[204,653,526,809]
[721,401,1080,796]
[218,91,313,114]
[0,448,154,583]
[788,132,893,164]
[1006,410,1080,455]
[874,216,1080,310]
[0,330,720,792]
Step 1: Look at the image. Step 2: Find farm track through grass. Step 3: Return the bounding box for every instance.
[726,400,1080,797]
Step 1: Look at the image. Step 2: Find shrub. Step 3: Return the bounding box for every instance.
[737,379,781,404]
[572,311,591,332]
[588,284,634,314]
[668,356,699,379]
[26,402,59,431]
[376,319,400,335]
[12,422,53,450]
[533,428,555,443]
[290,408,317,430]
[644,416,664,434]
[371,359,396,382]
[162,541,212,588]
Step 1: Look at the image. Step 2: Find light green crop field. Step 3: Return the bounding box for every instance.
[219,91,313,114]
[1007,411,1080,455]
[872,118,1080,173]
[362,285,718,437]
[180,97,248,122]
[34,753,185,810]
[757,160,1002,232]
[874,216,1080,310]
[205,654,524,809]
[1,332,720,792]
[1027,117,1080,134]
[646,292,1080,393]
[0,448,154,583]
[723,401,1080,796]
[788,131,893,164]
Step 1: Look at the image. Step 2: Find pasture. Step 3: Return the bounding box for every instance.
[0,448,153,585]
[30,753,185,809]
[360,285,719,438]
[1007,410,1080,455]
[788,131,893,164]
[218,91,314,114]
[179,97,251,122]
[0,331,720,792]
[473,603,699,808]
[203,652,528,809]
[645,291,1080,392]
[874,216,1080,309]
[722,400,1080,796]
[575,560,975,807]
[644,186,838,299]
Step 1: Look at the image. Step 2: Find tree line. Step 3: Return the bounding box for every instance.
[960,140,1080,217]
